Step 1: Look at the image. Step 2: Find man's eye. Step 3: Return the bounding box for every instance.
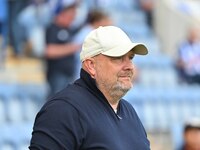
[129,56,133,60]
[129,55,135,60]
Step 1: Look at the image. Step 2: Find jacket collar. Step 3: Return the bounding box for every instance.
[79,68,108,101]
[78,69,122,119]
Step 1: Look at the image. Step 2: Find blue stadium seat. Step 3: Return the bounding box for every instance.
[0,83,19,122]
[17,84,47,122]
[0,97,6,124]
[7,97,23,123]
[0,83,47,124]
[125,86,200,130]
[0,123,32,150]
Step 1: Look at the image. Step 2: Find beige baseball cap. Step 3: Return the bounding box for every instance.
[80,26,148,62]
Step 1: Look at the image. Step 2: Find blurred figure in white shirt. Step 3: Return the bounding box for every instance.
[176,26,200,85]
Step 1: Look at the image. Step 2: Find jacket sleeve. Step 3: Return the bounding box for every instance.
[29,99,85,150]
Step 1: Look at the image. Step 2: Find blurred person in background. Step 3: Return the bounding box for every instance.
[29,26,150,150]
[178,118,200,150]
[73,9,113,44]
[18,0,52,58]
[73,9,113,78]
[45,0,81,97]
[176,26,200,85]
[0,0,8,67]
[8,0,30,57]
[139,0,154,30]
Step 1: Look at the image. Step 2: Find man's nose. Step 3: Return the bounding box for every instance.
[123,57,134,70]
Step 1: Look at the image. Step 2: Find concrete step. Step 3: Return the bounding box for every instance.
[0,55,45,84]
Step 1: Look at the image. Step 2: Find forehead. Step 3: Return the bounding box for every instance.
[185,129,200,140]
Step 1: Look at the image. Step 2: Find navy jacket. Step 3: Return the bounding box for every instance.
[29,69,150,150]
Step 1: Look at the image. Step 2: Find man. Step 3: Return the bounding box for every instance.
[178,118,200,150]
[45,0,81,96]
[176,26,200,85]
[29,26,150,149]
[0,0,8,67]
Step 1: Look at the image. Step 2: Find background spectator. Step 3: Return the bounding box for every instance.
[178,118,200,150]
[139,0,154,30]
[8,0,30,57]
[0,0,8,67]
[45,0,81,97]
[18,0,52,58]
[176,26,200,85]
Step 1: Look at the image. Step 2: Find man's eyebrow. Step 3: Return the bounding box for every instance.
[130,52,135,56]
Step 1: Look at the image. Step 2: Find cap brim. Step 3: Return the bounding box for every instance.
[102,43,148,57]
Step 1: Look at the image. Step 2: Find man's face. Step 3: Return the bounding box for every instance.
[94,51,135,98]
[60,7,76,26]
[185,129,200,150]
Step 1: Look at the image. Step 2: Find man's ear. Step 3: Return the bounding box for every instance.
[83,58,96,78]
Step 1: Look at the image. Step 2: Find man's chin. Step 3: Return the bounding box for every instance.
[119,84,132,92]
[121,81,133,89]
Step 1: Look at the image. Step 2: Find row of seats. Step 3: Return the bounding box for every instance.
[0,83,47,149]
[133,51,180,88]
[1,81,199,148]
[124,86,200,130]
[0,83,47,124]
[3,82,199,131]
[0,123,32,150]
[138,67,178,88]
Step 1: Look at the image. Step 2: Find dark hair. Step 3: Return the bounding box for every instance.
[185,125,200,132]
[87,10,108,24]
[184,119,200,132]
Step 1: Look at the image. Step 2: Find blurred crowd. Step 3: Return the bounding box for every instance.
[0,0,156,95]
[0,0,155,55]
[0,0,153,57]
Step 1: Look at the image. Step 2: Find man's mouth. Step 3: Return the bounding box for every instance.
[119,76,131,80]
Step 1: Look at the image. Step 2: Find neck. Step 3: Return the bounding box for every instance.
[106,95,120,110]
[97,85,124,110]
